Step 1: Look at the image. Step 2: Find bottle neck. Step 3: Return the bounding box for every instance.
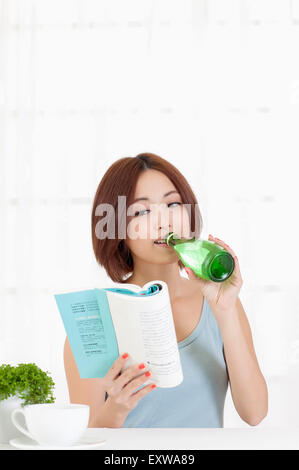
[165,232,196,246]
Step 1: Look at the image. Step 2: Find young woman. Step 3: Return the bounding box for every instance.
[64,152,268,428]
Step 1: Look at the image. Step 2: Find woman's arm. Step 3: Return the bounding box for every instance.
[64,338,125,427]
[215,297,268,426]
[185,234,268,426]
[63,338,156,428]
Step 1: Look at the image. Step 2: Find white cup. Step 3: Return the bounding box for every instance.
[11,403,89,447]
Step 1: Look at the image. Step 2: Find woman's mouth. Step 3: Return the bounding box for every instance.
[153,240,170,248]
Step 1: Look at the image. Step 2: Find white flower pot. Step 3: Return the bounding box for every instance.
[0,396,25,444]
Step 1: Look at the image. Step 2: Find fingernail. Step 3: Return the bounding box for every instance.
[145,371,151,377]
[138,363,146,369]
[122,353,129,359]
[151,384,157,389]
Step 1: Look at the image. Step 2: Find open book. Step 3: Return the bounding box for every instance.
[54,280,183,388]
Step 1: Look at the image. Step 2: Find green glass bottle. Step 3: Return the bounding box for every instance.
[164,232,235,282]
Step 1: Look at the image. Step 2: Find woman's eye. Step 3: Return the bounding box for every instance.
[134,209,149,217]
[134,202,181,217]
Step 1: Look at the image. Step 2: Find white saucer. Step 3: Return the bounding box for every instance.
[9,435,106,450]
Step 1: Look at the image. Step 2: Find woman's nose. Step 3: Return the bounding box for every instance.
[151,203,172,230]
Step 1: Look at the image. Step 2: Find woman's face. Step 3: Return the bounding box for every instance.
[125,169,191,265]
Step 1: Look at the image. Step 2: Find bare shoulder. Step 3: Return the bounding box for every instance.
[63,337,80,381]
[64,336,74,362]
[63,336,107,418]
[64,336,72,360]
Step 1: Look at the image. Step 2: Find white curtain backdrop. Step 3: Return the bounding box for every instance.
[1,0,299,428]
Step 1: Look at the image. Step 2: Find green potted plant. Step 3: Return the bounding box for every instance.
[0,363,55,443]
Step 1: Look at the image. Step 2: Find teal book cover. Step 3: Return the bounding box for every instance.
[54,288,119,378]
[54,285,161,379]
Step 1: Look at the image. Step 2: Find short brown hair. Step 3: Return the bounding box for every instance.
[91,153,203,283]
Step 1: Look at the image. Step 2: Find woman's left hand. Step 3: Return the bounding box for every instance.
[185,235,243,316]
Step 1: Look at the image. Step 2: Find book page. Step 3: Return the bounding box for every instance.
[106,279,163,293]
[104,290,147,377]
[105,281,141,293]
[106,282,183,388]
[137,289,183,388]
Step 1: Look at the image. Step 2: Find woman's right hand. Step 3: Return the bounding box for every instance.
[103,353,157,420]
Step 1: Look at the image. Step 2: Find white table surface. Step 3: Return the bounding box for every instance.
[1,427,299,450]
